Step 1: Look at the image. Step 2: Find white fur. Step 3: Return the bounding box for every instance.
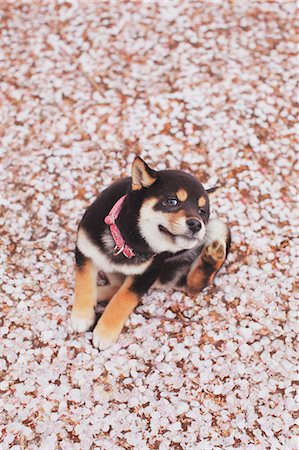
[71,309,95,332]
[203,218,229,246]
[77,228,153,275]
[138,199,206,253]
[93,322,119,350]
[101,230,115,251]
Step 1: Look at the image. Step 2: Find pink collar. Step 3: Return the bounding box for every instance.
[104,195,135,259]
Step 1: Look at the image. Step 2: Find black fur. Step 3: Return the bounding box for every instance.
[75,247,87,269]
[72,157,233,351]
[79,171,209,261]
[76,158,228,298]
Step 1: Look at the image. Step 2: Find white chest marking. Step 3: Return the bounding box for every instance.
[77,228,153,275]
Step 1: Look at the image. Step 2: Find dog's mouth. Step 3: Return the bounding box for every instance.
[158,225,197,241]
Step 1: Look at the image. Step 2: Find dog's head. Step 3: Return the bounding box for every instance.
[129,156,218,253]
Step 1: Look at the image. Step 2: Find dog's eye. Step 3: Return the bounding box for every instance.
[198,208,206,215]
[162,197,178,207]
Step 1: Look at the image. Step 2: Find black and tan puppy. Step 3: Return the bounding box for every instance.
[71,157,230,349]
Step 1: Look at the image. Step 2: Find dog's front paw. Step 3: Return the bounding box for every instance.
[92,318,122,350]
[203,240,226,265]
[71,308,96,333]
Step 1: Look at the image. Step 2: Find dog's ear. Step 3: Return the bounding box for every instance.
[131,156,157,190]
[206,185,222,197]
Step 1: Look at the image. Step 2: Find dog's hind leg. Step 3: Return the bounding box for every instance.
[71,247,97,332]
[186,219,231,295]
[97,273,125,302]
[97,285,119,301]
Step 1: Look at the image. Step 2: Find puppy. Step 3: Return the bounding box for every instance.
[71,156,230,349]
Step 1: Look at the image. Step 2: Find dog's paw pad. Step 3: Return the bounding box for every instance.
[203,240,226,264]
[92,322,120,350]
[71,310,95,333]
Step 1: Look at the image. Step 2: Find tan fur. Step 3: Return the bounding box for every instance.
[97,285,120,301]
[187,258,210,293]
[132,183,142,190]
[168,209,186,226]
[73,259,97,312]
[98,272,126,299]
[198,196,206,207]
[176,189,188,202]
[203,240,225,267]
[106,272,125,286]
[187,240,226,294]
[142,197,156,207]
[72,259,97,324]
[93,277,139,346]
[132,158,156,190]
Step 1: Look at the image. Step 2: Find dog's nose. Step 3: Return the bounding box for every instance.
[186,218,202,233]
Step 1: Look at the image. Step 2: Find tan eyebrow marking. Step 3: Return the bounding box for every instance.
[198,196,206,207]
[176,189,188,202]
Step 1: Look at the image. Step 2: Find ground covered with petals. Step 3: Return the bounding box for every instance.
[0,1,297,449]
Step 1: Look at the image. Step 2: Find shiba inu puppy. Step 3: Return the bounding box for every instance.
[71,156,230,349]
